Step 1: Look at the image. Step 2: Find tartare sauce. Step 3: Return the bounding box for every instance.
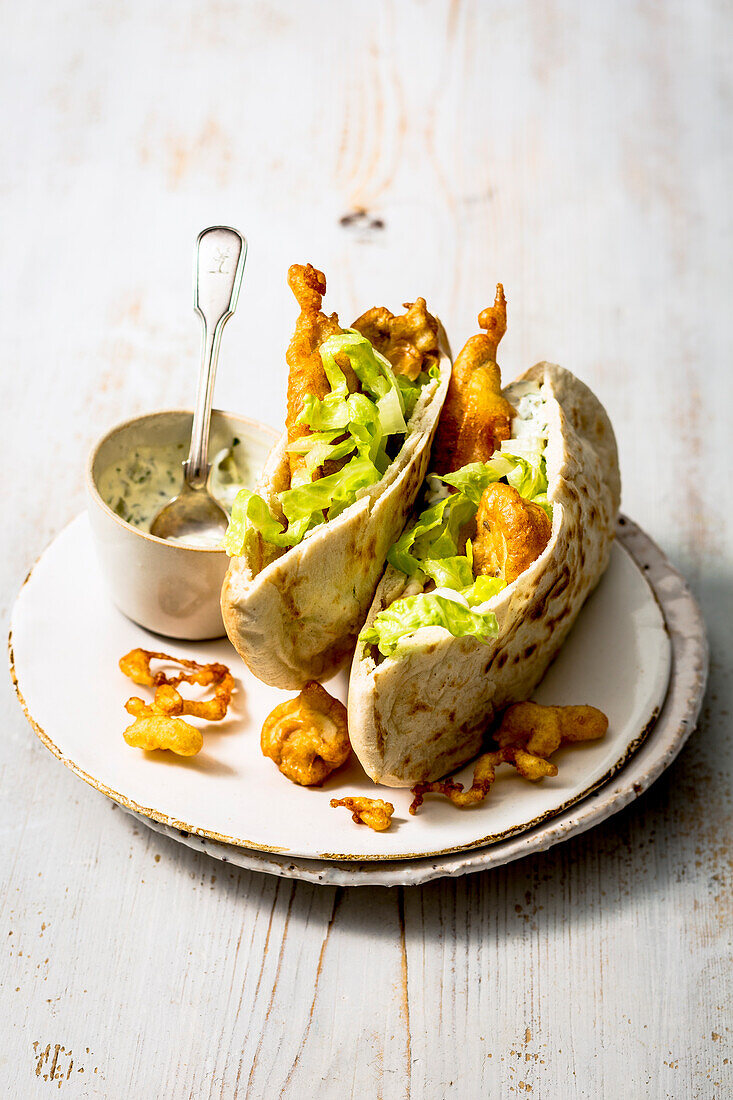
[97,438,249,547]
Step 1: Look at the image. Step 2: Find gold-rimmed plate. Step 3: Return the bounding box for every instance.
[121,518,705,885]
[9,514,677,865]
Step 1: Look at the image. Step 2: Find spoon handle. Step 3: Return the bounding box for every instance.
[185,227,247,488]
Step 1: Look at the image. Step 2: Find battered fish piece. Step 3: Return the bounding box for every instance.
[285,263,354,484]
[352,298,440,381]
[409,746,557,814]
[473,482,552,584]
[286,269,438,484]
[409,702,608,813]
[260,680,351,786]
[430,285,516,474]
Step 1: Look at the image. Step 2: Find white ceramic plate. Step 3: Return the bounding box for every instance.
[10,513,672,862]
[129,519,706,885]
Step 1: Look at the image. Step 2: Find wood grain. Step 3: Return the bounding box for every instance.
[1,1,731,1096]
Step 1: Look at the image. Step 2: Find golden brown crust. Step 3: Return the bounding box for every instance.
[329,795,394,831]
[473,482,552,584]
[408,746,557,813]
[122,711,203,756]
[495,702,609,754]
[285,264,345,483]
[430,285,516,473]
[409,700,608,812]
[352,298,440,381]
[119,649,234,757]
[260,680,351,785]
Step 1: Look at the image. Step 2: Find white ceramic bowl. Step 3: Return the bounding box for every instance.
[86,409,276,640]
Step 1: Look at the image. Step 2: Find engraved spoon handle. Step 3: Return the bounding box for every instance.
[185,227,247,488]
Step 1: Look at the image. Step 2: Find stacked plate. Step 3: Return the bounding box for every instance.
[10,515,707,887]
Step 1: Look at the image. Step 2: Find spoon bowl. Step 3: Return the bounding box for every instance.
[150,476,230,545]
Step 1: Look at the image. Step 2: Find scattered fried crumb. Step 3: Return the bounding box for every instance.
[120,648,234,756]
[330,796,395,831]
[410,701,608,813]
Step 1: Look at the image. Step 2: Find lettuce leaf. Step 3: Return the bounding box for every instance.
[468,575,507,604]
[360,444,552,654]
[531,492,552,520]
[280,454,382,524]
[440,457,515,503]
[225,329,437,556]
[360,575,505,657]
[387,495,455,576]
[287,432,357,478]
[502,452,548,500]
[396,360,441,419]
[499,425,549,500]
[420,556,474,589]
[223,489,306,554]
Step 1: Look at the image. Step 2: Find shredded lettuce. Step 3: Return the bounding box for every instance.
[385,453,530,579]
[501,446,547,500]
[360,575,505,657]
[360,440,552,656]
[440,458,515,503]
[224,330,436,556]
[420,556,474,589]
[223,488,305,553]
[396,360,441,420]
[279,455,383,524]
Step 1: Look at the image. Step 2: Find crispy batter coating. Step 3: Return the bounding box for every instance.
[119,648,233,704]
[123,709,203,756]
[352,298,440,381]
[409,746,557,814]
[285,263,347,484]
[119,649,234,756]
[261,680,351,786]
[431,285,516,474]
[409,701,608,814]
[496,702,609,756]
[472,482,552,583]
[330,796,395,831]
[285,269,438,484]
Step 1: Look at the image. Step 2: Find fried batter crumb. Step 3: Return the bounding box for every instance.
[261,681,351,786]
[330,796,395,831]
[119,649,234,756]
[409,746,556,814]
[410,701,608,814]
[496,702,609,755]
[123,706,203,756]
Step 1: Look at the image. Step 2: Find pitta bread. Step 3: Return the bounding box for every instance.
[221,337,451,688]
[347,362,621,786]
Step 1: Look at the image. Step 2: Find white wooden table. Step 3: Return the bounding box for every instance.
[2,2,731,1096]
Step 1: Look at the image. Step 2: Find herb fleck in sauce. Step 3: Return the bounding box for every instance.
[97,440,250,545]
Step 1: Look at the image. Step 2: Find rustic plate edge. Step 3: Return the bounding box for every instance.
[123,517,708,884]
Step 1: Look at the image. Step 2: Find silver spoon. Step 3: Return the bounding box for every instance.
[151,226,247,545]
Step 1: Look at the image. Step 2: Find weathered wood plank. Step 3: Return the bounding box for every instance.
[1,1,730,1097]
